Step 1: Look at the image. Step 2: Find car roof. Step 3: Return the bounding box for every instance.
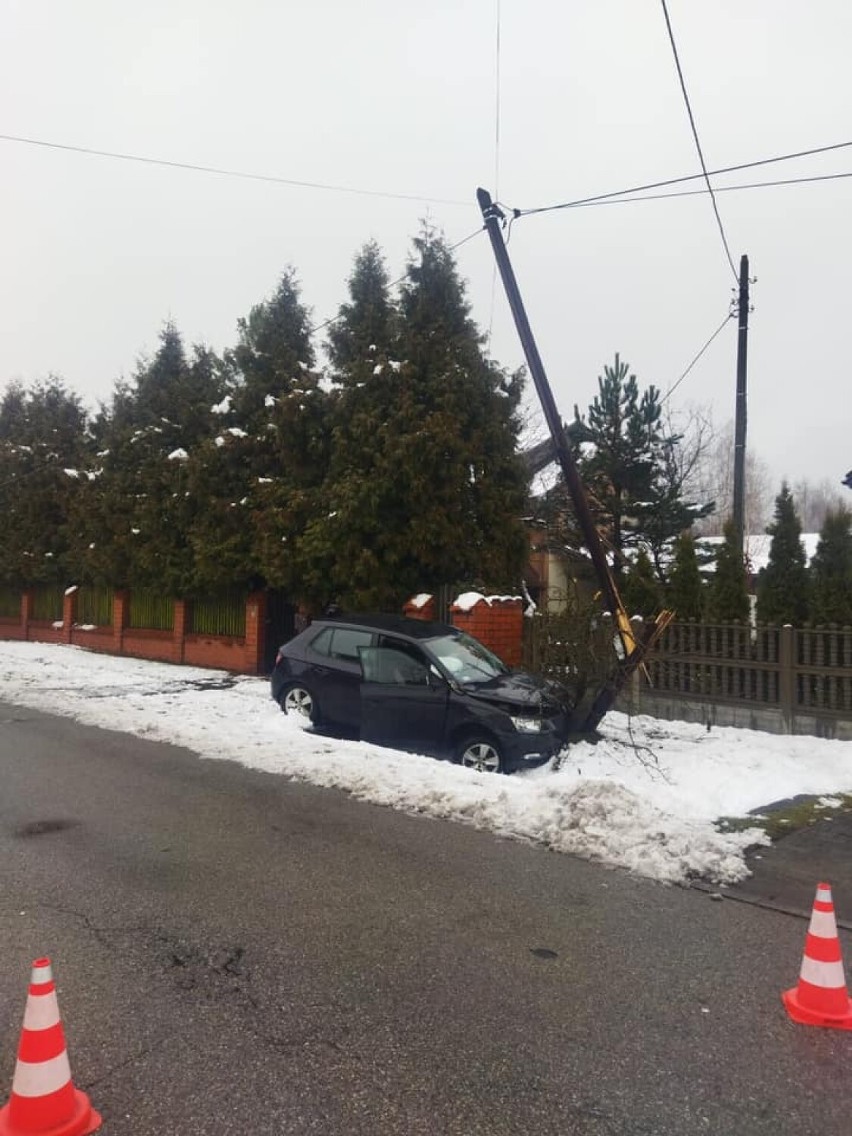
[316,613,460,640]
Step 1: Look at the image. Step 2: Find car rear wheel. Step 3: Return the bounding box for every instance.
[455,735,504,774]
[280,684,320,725]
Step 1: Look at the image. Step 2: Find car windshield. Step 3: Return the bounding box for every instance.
[426,632,509,685]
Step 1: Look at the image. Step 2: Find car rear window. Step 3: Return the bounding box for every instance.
[316,626,375,661]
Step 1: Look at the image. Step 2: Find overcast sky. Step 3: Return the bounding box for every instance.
[2,1,851,496]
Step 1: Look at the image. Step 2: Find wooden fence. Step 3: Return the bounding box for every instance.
[630,620,852,738]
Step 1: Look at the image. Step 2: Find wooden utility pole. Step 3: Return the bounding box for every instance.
[732,254,750,552]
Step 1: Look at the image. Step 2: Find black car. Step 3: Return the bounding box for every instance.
[270,613,575,773]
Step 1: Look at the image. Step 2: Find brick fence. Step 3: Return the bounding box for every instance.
[0,586,525,675]
[0,588,266,675]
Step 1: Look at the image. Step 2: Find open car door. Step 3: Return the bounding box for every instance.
[358,646,449,755]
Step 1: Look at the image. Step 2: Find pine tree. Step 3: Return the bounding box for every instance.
[756,484,809,625]
[667,531,705,620]
[301,226,528,610]
[809,505,852,625]
[706,519,750,622]
[570,354,710,575]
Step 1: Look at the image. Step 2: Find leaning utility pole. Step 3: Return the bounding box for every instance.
[732,254,750,553]
[477,187,673,733]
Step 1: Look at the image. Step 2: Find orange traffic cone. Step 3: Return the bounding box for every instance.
[782,882,852,1030]
[0,958,101,1136]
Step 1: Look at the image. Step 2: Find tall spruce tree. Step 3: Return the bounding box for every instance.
[219,270,330,594]
[706,519,750,622]
[0,379,91,586]
[667,531,705,620]
[301,226,528,610]
[756,484,809,625]
[809,505,852,625]
[75,326,226,593]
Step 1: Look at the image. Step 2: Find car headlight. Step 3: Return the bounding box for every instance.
[509,715,542,733]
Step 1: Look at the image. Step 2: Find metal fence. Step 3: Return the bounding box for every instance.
[190,591,247,638]
[77,585,113,627]
[128,591,174,631]
[31,585,64,622]
[0,586,19,619]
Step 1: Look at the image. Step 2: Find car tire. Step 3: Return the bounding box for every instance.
[455,734,505,774]
[280,683,320,726]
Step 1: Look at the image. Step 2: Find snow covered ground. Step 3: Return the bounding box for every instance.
[2,641,851,886]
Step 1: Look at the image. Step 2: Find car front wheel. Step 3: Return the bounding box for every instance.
[455,735,504,774]
[280,683,320,725]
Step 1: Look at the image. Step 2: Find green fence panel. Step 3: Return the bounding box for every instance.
[77,585,113,627]
[0,587,20,619]
[32,585,64,622]
[128,591,174,631]
[190,592,247,638]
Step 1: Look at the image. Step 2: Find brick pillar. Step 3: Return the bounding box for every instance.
[244,591,267,674]
[403,594,436,621]
[113,590,129,653]
[62,587,77,643]
[450,595,524,667]
[173,599,189,664]
[21,589,34,639]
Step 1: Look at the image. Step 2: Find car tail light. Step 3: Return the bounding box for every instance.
[275,651,283,667]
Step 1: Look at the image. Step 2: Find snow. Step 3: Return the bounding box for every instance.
[167,448,189,462]
[699,532,821,574]
[453,592,522,611]
[226,428,248,438]
[211,396,232,414]
[408,593,433,610]
[5,644,851,887]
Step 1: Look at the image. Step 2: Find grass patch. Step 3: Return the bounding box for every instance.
[717,793,852,842]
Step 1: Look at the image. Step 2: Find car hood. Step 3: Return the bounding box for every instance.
[461,671,573,715]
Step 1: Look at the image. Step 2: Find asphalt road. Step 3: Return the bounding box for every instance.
[1,700,851,1136]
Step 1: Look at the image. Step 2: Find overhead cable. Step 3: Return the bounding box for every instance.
[516,140,852,217]
[0,132,470,207]
[662,313,734,405]
[553,170,852,211]
[659,0,738,280]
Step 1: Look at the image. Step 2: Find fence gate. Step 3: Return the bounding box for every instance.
[263,590,295,673]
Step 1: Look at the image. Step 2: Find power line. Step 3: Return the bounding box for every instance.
[662,313,734,405]
[658,0,740,279]
[488,0,503,347]
[0,132,470,208]
[551,169,852,211]
[659,0,738,280]
[517,140,852,217]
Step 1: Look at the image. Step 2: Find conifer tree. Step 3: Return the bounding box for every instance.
[0,379,91,585]
[809,505,852,625]
[620,548,661,618]
[301,226,528,610]
[570,355,711,574]
[706,519,750,622]
[756,484,809,625]
[667,531,704,620]
[75,326,226,593]
[220,270,330,594]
